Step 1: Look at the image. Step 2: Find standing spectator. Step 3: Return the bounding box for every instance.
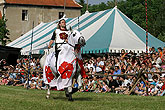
[96,57,104,73]
[151,47,156,53]
[158,47,163,58]
[1,59,9,71]
[120,49,128,60]
[89,67,95,77]
[152,53,162,67]
[88,60,95,72]
[16,59,21,66]
[115,58,120,66]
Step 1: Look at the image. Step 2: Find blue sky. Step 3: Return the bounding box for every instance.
[75,0,112,5]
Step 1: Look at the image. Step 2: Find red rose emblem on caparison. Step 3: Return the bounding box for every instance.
[45,66,55,83]
[59,32,68,40]
[58,61,74,79]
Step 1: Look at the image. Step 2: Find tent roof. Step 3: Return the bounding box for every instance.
[7,7,165,55]
[81,6,164,53]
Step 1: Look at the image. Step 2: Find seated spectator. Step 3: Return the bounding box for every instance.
[30,78,37,89]
[108,76,118,93]
[125,65,134,74]
[115,76,131,94]
[94,84,102,93]
[134,84,145,96]
[109,67,114,75]
[1,74,8,85]
[13,75,24,86]
[158,76,165,96]
[113,66,121,79]
[101,81,110,93]
[148,82,159,96]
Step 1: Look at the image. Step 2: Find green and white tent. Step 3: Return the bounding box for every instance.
[7,6,164,55]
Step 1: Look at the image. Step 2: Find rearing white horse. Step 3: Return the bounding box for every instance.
[40,29,86,101]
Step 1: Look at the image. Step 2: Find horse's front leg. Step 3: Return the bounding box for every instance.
[46,84,51,99]
[65,86,74,101]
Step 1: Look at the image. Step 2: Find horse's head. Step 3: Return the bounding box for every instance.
[68,30,86,48]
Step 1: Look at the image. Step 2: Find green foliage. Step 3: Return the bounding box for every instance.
[118,0,165,41]
[78,0,165,42]
[0,16,10,46]
[158,32,165,42]
[78,0,86,14]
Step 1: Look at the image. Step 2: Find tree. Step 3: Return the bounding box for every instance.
[117,0,165,41]
[0,16,10,46]
[78,0,165,41]
[77,0,86,15]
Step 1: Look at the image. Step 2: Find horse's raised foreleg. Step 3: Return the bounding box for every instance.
[77,74,82,89]
[46,84,51,99]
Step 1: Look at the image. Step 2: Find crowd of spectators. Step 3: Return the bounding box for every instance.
[78,47,165,96]
[0,47,165,96]
[0,57,46,90]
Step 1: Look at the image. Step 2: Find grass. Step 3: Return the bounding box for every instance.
[0,86,165,110]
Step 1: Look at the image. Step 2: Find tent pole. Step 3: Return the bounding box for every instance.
[145,0,148,53]
[115,0,117,6]
[27,21,34,90]
[78,16,80,31]
[86,0,88,12]
[64,0,66,15]
[30,21,34,55]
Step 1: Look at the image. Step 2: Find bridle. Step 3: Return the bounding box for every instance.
[56,31,85,50]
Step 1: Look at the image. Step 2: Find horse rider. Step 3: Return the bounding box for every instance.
[48,19,68,49]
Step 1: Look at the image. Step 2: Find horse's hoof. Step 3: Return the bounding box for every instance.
[46,95,50,99]
[65,93,69,97]
[68,98,74,102]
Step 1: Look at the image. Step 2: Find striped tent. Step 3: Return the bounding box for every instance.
[7,6,165,55]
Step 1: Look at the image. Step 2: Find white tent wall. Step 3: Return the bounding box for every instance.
[110,7,146,52]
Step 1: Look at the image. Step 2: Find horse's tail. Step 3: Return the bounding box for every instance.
[40,53,48,69]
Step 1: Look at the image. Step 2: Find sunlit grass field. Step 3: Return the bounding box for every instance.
[0,86,164,110]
